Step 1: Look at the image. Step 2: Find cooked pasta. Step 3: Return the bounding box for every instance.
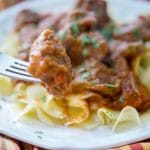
[134,50,150,90]
[0,75,13,96]
[97,106,141,131]
[10,83,147,131]
[0,32,21,57]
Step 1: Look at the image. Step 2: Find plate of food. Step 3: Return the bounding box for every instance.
[0,0,150,149]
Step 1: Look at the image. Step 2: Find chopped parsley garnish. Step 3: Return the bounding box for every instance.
[77,63,84,72]
[101,22,115,40]
[82,48,89,57]
[74,15,81,20]
[104,83,118,94]
[91,79,99,85]
[118,96,124,103]
[106,111,113,117]
[113,28,121,35]
[130,45,137,53]
[97,9,104,16]
[80,34,92,45]
[48,26,55,30]
[132,28,142,40]
[57,30,67,40]
[71,21,80,35]
[104,83,118,88]
[0,97,7,102]
[92,39,100,48]
[34,131,44,139]
[78,67,86,73]
[82,71,91,80]
[37,135,43,139]
[34,131,44,134]
[41,95,47,102]
[79,34,100,48]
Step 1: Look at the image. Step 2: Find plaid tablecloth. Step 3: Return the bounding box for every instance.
[0,0,149,149]
[0,134,149,150]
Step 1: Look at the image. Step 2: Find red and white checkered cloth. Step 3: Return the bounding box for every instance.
[0,134,150,150]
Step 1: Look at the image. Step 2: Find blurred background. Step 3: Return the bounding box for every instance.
[0,0,149,11]
[0,0,24,10]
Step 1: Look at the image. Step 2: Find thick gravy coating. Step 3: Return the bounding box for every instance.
[28,29,72,97]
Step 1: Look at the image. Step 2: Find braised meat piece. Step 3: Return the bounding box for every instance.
[109,40,144,59]
[16,11,59,62]
[75,0,110,28]
[37,12,67,32]
[112,57,150,111]
[15,10,40,61]
[119,72,150,111]
[73,56,150,111]
[18,24,39,45]
[62,31,108,66]
[16,24,39,61]
[27,29,72,97]
[78,32,108,59]
[15,9,40,32]
[62,32,83,66]
[114,16,150,42]
[58,9,97,34]
[74,58,120,96]
[114,57,130,79]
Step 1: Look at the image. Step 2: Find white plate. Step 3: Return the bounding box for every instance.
[0,0,150,150]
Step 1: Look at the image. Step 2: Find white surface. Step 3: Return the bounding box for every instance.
[0,0,149,149]
[107,0,150,24]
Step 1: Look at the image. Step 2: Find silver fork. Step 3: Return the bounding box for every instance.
[0,52,41,83]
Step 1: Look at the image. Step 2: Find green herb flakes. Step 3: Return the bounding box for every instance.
[101,21,115,40]
[71,21,80,35]
[0,97,7,102]
[82,71,91,80]
[130,45,137,53]
[78,67,86,73]
[91,79,99,85]
[34,131,44,134]
[37,135,43,139]
[79,34,100,48]
[48,26,54,30]
[92,39,100,48]
[98,9,104,16]
[57,30,67,40]
[77,63,84,71]
[118,96,124,103]
[34,131,44,139]
[107,111,113,117]
[113,27,121,35]
[104,83,118,94]
[132,29,142,40]
[80,34,92,45]
[104,83,118,88]
[41,95,47,102]
[82,48,89,57]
